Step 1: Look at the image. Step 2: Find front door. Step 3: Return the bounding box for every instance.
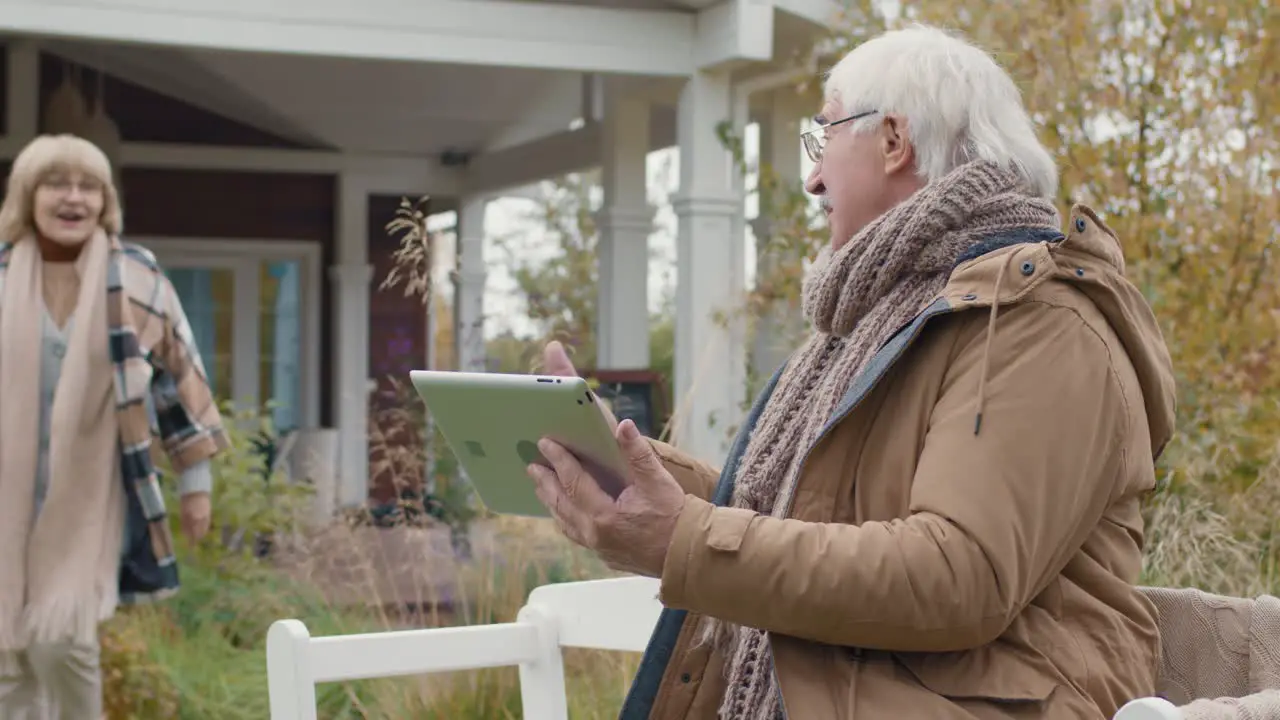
[144,240,319,434]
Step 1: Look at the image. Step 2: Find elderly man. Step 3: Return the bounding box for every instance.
[527,24,1176,720]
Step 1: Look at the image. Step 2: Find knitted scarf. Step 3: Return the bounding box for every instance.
[716,161,1061,720]
[0,229,124,665]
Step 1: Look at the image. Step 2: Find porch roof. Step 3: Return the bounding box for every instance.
[0,0,832,197]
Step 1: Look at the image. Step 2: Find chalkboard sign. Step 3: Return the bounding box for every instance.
[584,370,668,439]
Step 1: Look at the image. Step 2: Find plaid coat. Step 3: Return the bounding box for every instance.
[0,236,230,603]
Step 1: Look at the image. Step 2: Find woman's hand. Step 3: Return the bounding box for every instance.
[180,491,212,541]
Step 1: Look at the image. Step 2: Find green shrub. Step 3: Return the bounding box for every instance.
[100,403,627,720]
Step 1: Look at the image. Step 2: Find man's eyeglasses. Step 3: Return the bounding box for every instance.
[800,110,879,163]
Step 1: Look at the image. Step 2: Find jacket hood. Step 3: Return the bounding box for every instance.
[943,204,1177,459]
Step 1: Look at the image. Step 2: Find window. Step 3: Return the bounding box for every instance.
[143,239,321,432]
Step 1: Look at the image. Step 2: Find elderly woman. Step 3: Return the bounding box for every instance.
[528,24,1177,720]
[0,134,229,719]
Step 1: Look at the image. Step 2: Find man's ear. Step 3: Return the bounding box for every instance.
[880,115,914,175]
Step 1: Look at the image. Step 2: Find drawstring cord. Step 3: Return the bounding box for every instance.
[973,256,1010,436]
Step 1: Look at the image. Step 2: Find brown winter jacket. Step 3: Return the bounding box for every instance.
[622,205,1178,719]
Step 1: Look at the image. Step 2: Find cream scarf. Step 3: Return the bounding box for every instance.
[716,162,1062,719]
[0,228,125,661]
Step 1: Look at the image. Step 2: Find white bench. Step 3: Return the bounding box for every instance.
[265,574,1181,719]
[265,575,662,720]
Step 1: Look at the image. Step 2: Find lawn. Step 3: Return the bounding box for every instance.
[97,394,1280,719]
[101,515,640,719]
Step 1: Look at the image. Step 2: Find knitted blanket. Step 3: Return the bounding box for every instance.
[1140,587,1280,719]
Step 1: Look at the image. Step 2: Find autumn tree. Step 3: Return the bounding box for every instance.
[492,172,603,370]
[490,172,677,383]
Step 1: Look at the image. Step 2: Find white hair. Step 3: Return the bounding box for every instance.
[824,24,1058,199]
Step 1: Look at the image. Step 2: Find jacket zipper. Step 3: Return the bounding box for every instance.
[779,300,952,520]
[772,299,954,720]
[780,230,1055,512]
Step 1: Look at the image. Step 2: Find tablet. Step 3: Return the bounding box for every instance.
[409,370,630,518]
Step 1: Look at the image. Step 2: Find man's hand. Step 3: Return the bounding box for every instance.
[180,492,212,542]
[543,340,618,433]
[527,419,686,577]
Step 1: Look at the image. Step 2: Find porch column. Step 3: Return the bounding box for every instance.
[596,89,651,370]
[454,196,488,373]
[2,41,38,155]
[672,70,747,464]
[331,172,373,507]
[751,90,807,378]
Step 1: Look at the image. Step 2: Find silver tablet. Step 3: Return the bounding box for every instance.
[409,370,629,518]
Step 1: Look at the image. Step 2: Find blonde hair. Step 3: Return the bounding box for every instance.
[0,134,123,243]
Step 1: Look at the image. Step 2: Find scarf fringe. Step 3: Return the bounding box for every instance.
[0,600,26,654]
[692,612,738,656]
[23,578,119,648]
[0,650,21,677]
[0,578,115,667]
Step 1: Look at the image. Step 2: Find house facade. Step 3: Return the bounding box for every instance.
[0,0,831,508]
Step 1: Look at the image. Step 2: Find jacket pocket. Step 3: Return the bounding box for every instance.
[893,648,1058,705]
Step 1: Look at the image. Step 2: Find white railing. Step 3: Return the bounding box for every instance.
[265,574,1182,719]
[265,575,662,720]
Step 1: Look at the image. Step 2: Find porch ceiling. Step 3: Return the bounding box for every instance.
[182,49,576,156]
[46,38,585,157]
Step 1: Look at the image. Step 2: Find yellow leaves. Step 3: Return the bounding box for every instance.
[380,195,436,305]
[100,610,182,719]
[916,0,1277,394]
[741,2,1278,450]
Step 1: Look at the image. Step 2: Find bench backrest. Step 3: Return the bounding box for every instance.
[265,575,662,720]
